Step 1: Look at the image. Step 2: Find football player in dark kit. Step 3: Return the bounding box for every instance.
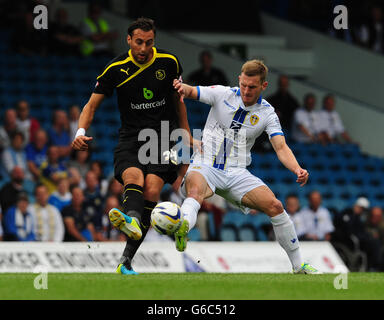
[72,18,195,274]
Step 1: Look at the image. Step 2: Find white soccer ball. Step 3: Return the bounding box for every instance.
[151,201,183,236]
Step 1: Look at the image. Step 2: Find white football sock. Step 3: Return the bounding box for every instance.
[270,210,303,270]
[181,197,201,231]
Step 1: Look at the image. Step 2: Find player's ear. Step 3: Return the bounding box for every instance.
[127,35,131,46]
[262,81,268,91]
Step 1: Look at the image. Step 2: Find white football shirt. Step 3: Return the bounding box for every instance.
[192,85,283,169]
[317,110,345,138]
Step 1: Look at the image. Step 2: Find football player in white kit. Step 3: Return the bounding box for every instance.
[173,60,320,274]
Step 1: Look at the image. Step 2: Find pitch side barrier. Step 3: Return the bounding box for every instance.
[0,242,347,273]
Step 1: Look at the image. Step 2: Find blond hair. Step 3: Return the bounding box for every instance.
[241,60,268,82]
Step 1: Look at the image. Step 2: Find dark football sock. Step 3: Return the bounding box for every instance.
[122,184,144,224]
[120,200,157,268]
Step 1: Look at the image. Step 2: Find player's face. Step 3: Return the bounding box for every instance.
[238,73,268,106]
[127,29,155,64]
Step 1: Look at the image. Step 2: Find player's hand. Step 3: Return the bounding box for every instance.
[191,138,203,154]
[173,79,185,103]
[71,135,93,151]
[295,168,309,187]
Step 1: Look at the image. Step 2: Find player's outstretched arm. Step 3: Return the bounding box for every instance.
[72,93,105,151]
[173,92,202,153]
[270,135,309,186]
[173,79,198,102]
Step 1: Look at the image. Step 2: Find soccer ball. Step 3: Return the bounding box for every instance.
[151,201,183,236]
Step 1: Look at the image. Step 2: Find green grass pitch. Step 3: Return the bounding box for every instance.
[0,273,383,300]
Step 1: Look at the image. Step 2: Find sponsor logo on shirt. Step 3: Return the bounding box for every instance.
[250,114,259,125]
[155,69,166,80]
[143,88,154,100]
[130,98,166,110]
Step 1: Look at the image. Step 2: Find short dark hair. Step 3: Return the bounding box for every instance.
[11,130,24,141]
[127,17,156,37]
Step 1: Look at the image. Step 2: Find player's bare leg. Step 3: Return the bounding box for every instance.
[175,171,214,251]
[242,186,321,274]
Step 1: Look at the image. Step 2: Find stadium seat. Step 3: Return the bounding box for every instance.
[238,225,257,241]
[208,213,216,240]
[188,228,201,241]
[219,225,238,241]
[222,210,247,229]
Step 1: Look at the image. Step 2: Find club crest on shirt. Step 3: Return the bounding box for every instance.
[250,114,259,125]
[156,69,166,80]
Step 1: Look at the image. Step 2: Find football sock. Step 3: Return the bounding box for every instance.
[121,200,157,267]
[180,197,201,231]
[122,184,144,225]
[270,210,303,270]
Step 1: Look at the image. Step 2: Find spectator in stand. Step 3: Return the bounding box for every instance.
[267,75,300,131]
[0,167,26,215]
[29,184,64,242]
[366,206,384,246]
[68,149,91,182]
[285,193,305,239]
[83,170,104,228]
[3,192,35,241]
[15,100,40,145]
[49,8,83,56]
[357,5,384,54]
[90,160,109,196]
[106,178,124,207]
[296,190,334,241]
[1,131,32,181]
[39,146,68,194]
[94,195,126,241]
[48,177,72,212]
[68,105,81,141]
[291,93,327,144]
[199,194,227,240]
[0,109,18,151]
[67,166,84,189]
[11,11,49,55]
[187,50,229,86]
[47,110,71,160]
[333,197,382,271]
[26,129,48,182]
[80,2,118,57]
[317,94,354,144]
[62,186,96,241]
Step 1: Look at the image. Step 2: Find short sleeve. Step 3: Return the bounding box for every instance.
[61,206,73,219]
[265,111,284,138]
[321,209,335,234]
[25,144,34,161]
[333,112,345,134]
[197,85,228,106]
[94,66,118,97]
[175,56,183,77]
[316,111,328,133]
[294,109,307,126]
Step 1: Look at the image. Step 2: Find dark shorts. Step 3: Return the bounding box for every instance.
[114,134,179,185]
